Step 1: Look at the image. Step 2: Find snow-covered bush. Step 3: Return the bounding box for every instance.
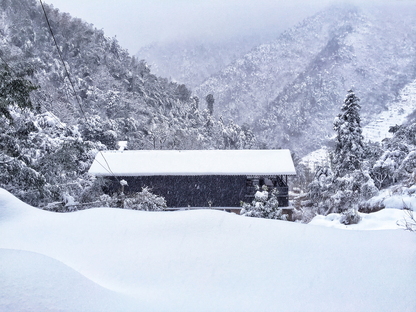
[307,166,335,215]
[98,194,116,207]
[339,208,361,225]
[370,122,416,189]
[123,187,167,211]
[79,177,108,204]
[241,186,287,220]
[397,209,416,231]
[292,207,316,223]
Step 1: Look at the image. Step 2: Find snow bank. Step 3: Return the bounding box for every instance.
[1,188,415,312]
[365,186,416,210]
[309,209,409,230]
[0,249,141,312]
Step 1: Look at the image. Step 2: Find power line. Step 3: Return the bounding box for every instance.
[0,52,15,74]
[0,47,71,129]
[39,0,85,118]
[2,5,121,194]
[38,0,120,184]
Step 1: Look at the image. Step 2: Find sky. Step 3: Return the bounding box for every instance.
[44,0,413,54]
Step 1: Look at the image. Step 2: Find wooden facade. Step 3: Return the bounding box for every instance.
[89,149,296,208]
[103,174,291,208]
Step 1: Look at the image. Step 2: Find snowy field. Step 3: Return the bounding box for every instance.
[1,188,415,312]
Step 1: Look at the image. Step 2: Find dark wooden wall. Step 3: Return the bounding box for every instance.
[105,175,246,207]
[104,175,290,208]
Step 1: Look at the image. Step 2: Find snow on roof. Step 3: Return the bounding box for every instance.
[88,149,296,176]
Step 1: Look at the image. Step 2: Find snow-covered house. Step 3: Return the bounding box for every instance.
[88,149,296,208]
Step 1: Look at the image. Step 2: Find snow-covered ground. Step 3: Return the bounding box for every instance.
[1,188,415,312]
[301,146,331,171]
[302,79,416,168]
[362,79,416,142]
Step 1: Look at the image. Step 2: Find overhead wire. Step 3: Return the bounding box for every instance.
[0,55,73,129]
[0,46,112,176]
[38,0,121,184]
[39,0,85,117]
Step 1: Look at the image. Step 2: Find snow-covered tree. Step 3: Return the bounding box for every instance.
[332,89,364,177]
[308,166,335,215]
[0,64,37,121]
[241,185,287,220]
[307,90,378,214]
[206,94,214,115]
[370,122,416,189]
[327,90,378,212]
[123,187,167,211]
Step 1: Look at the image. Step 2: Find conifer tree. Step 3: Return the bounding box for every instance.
[0,64,37,122]
[332,89,364,177]
[328,90,377,213]
[308,90,377,214]
[206,94,214,115]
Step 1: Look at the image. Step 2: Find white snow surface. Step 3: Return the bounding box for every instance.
[88,149,296,176]
[309,209,410,230]
[365,186,416,211]
[1,188,415,312]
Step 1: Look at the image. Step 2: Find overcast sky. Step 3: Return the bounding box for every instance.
[44,0,413,54]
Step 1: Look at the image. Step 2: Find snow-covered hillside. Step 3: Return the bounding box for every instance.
[302,78,416,169]
[194,4,416,155]
[136,33,276,88]
[1,188,415,312]
[362,79,416,142]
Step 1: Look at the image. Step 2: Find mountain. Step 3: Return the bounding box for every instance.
[0,0,257,151]
[136,33,277,88]
[194,4,416,156]
[0,0,192,126]
[0,0,257,206]
[1,0,415,207]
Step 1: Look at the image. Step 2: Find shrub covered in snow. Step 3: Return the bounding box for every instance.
[397,209,416,231]
[241,186,287,220]
[292,207,317,223]
[339,208,361,225]
[123,187,167,211]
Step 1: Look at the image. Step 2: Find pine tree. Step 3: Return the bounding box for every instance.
[332,89,364,177]
[0,64,37,122]
[308,90,377,215]
[205,94,214,115]
[328,90,377,213]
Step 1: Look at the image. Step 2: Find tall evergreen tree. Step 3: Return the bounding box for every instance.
[0,64,37,122]
[205,94,214,115]
[332,89,364,177]
[308,90,377,214]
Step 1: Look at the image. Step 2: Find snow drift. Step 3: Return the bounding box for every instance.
[0,188,415,311]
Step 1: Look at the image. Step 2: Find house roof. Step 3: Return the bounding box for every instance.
[88,149,296,177]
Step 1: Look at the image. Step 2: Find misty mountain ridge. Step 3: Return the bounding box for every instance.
[136,32,279,89]
[192,4,416,156]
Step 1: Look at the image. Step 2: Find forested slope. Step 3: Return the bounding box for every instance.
[0,0,255,206]
[195,4,416,155]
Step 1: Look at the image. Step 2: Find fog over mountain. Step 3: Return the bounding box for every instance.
[191,3,416,155]
[47,0,341,53]
[136,33,277,88]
